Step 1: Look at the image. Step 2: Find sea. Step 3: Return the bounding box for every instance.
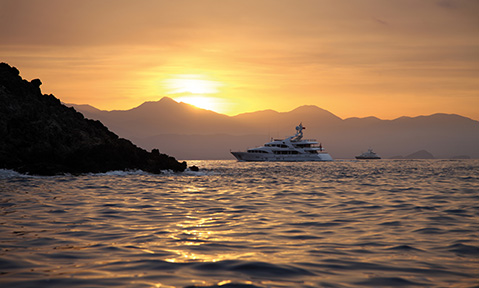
[0,159,478,288]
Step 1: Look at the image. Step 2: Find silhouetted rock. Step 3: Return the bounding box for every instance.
[0,62,187,175]
[189,165,199,171]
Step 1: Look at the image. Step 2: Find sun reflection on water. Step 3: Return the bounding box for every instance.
[164,216,221,263]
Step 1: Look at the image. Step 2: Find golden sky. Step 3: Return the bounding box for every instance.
[1,0,478,120]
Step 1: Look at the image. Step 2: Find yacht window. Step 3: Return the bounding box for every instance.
[273,150,299,155]
[295,144,311,148]
[249,150,268,153]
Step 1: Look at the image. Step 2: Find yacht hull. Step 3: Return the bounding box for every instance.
[355,156,381,159]
[231,151,333,162]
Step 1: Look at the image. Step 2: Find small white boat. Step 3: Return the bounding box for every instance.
[356,148,381,159]
[231,123,333,162]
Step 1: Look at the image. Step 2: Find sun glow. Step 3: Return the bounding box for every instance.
[174,96,223,112]
[162,74,225,113]
[163,74,222,94]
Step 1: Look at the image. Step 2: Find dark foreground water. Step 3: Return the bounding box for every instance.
[1,160,478,287]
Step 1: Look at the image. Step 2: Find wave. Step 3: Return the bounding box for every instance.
[0,169,25,178]
[354,276,428,286]
[2,160,478,288]
[0,168,214,179]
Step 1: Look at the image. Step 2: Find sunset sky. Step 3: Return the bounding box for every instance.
[1,0,478,120]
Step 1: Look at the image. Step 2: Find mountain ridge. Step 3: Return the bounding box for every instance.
[69,98,478,123]
[70,97,479,160]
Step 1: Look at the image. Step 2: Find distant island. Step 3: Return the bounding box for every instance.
[0,63,187,175]
[390,150,435,159]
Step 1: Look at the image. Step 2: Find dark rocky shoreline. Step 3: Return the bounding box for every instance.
[0,63,187,175]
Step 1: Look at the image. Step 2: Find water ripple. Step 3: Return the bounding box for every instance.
[0,160,478,287]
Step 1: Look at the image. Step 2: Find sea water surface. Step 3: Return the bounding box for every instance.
[0,160,478,287]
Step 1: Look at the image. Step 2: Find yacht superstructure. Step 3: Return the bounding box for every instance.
[231,123,333,162]
[355,148,381,159]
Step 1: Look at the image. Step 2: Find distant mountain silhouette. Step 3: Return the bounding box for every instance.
[73,97,236,137]
[390,150,435,159]
[70,97,479,160]
[232,105,342,133]
[406,150,435,159]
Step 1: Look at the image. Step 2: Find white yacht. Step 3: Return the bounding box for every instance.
[355,148,381,159]
[231,123,333,162]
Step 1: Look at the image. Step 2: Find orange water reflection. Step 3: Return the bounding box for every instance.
[2,160,478,287]
[164,215,246,263]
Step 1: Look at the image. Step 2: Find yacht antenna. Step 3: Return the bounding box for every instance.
[294,123,304,141]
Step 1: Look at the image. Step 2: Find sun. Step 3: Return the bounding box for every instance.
[174,96,223,112]
[162,74,225,112]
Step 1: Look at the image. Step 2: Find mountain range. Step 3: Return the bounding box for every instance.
[70,97,479,160]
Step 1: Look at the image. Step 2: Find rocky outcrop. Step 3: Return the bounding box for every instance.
[0,63,187,175]
[405,150,435,159]
[389,150,435,159]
